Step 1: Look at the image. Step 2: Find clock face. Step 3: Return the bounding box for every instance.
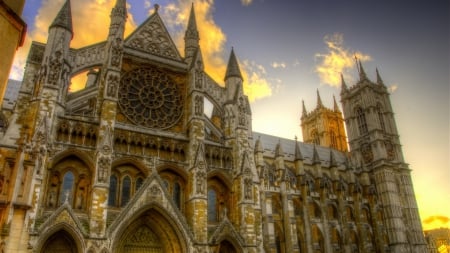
[118,67,183,129]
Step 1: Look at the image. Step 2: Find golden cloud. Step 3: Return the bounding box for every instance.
[11,0,137,87]
[315,33,371,87]
[271,62,286,69]
[161,0,273,102]
[423,215,450,225]
[241,0,253,6]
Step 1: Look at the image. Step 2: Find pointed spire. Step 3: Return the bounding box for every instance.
[184,3,200,63]
[358,60,368,81]
[224,48,243,81]
[275,140,284,158]
[108,0,127,39]
[294,136,304,161]
[254,136,263,153]
[186,3,199,39]
[302,100,307,118]
[333,95,340,112]
[312,145,321,165]
[376,68,384,86]
[50,0,73,37]
[340,73,348,92]
[316,89,324,108]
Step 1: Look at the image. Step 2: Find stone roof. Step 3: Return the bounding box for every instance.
[253,132,348,167]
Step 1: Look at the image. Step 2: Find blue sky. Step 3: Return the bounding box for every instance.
[13,0,450,230]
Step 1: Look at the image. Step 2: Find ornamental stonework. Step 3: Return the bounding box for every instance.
[118,67,183,129]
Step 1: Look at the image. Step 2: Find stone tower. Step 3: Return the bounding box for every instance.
[301,90,348,152]
[340,61,426,252]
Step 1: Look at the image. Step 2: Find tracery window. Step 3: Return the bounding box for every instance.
[160,169,185,212]
[46,157,91,210]
[356,107,368,135]
[330,131,337,148]
[208,188,218,222]
[108,164,146,208]
[121,176,131,207]
[108,175,118,206]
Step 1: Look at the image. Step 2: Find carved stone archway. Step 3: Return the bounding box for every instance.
[218,240,238,253]
[40,230,79,253]
[114,208,186,253]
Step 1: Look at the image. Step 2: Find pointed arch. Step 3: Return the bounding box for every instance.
[35,223,85,253]
[50,149,95,170]
[110,203,189,253]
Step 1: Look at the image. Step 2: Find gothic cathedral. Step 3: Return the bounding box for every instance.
[0,1,426,252]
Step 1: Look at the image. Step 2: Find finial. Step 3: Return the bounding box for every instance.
[154,4,160,12]
[376,68,384,86]
[302,100,307,117]
[316,89,324,108]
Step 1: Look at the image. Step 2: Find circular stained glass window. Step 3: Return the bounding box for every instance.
[118,67,182,129]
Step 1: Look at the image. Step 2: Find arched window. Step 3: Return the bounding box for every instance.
[173,182,181,208]
[108,175,118,207]
[136,177,144,191]
[208,188,218,222]
[121,176,131,207]
[377,105,386,131]
[356,107,368,135]
[60,171,74,205]
[330,131,337,148]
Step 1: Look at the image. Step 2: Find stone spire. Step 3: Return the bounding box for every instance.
[312,145,320,165]
[358,59,368,82]
[301,100,307,118]
[50,0,73,37]
[224,48,243,81]
[316,89,324,108]
[294,136,303,161]
[108,0,127,39]
[184,3,200,63]
[254,136,263,153]
[275,140,284,158]
[376,68,385,86]
[333,95,340,112]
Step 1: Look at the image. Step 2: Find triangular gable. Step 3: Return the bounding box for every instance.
[209,217,245,246]
[37,202,87,236]
[106,171,194,240]
[124,11,182,61]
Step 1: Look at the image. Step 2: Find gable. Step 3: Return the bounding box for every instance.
[124,12,182,61]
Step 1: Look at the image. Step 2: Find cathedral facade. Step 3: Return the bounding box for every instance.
[0,1,426,252]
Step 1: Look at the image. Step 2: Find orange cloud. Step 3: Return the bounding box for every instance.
[11,0,137,83]
[315,33,371,87]
[160,0,273,102]
[423,215,450,224]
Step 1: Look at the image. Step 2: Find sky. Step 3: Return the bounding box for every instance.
[10,0,450,231]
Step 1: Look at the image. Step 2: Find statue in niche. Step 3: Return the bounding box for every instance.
[47,51,63,85]
[47,174,59,207]
[97,156,110,183]
[106,75,119,97]
[75,177,87,209]
[238,97,246,126]
[110,38,123,67]
[196,171,205,194]
[195,70,203,89]
[194,95,203,116]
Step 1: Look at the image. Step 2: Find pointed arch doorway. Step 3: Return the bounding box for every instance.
[218,240,238,253]
[114,208,186,253]
[40,230,79,253]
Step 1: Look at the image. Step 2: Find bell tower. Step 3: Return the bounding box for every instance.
[340,61,426,252]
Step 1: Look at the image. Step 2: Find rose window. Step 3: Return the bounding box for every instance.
[118,67,182,129]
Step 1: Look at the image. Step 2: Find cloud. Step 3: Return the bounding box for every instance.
[423,215,450,225]
[10,0,137,84]
[388,84,398,93]
[241,0,253,6]
[271,61,286,69]
[160,0,273,102]
[314,33,371,87]
[144,0,152,9]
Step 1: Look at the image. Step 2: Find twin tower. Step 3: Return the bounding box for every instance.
[0,0,426,252]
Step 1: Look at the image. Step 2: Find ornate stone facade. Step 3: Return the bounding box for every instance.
[0,1,426,252]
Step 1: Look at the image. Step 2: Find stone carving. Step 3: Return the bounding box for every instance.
[385,141,395,160]
[238,97,246,126]
[194,95,203,116]
[150,185,160,196]
[110,38,123,67]
[47,51,63,85]
[361,143,373,163]
[106,74,119,97]
[196,171,206,194]
[97,157,110,183]
[118,67,182,129]
[195,70,203,89]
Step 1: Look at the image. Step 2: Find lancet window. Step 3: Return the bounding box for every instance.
[356,107,368,135]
